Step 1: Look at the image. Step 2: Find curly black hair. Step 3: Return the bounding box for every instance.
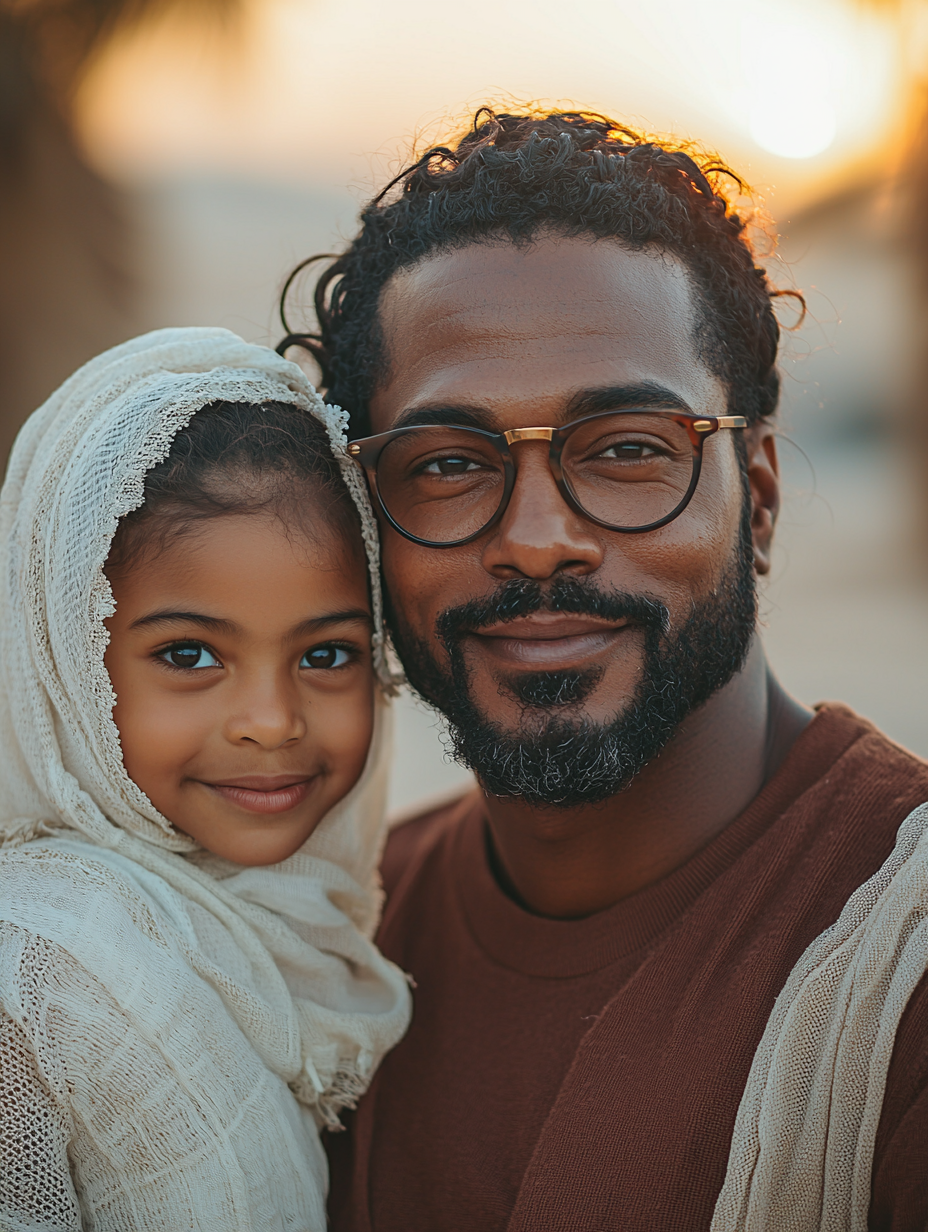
[279,109,795,437]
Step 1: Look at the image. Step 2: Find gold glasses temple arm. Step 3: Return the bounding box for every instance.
[692,416,747,432]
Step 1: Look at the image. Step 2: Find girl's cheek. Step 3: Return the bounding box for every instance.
[115,684,205,794]
[319,686,375,783]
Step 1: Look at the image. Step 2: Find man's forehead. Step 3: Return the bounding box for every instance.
[372,235,725,429]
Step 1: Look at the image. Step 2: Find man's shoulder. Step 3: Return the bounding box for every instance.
[810,702,928,804]
[381,787,482,902]
[762,703,928,869]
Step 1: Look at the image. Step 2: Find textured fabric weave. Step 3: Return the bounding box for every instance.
[712,800,928,1230]
[0,328,411,1231]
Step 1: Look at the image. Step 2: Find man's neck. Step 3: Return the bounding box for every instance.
[481,638,813,919]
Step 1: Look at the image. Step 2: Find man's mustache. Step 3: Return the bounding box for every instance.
[435,576,671,646]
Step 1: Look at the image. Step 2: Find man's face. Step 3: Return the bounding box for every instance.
[369,234,762,804]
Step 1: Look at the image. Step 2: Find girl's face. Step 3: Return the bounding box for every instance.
[104,512,375,866]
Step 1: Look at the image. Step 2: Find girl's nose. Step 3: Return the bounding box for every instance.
[224,674,306,750]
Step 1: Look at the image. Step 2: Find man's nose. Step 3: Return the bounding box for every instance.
[481,443,604,580]
[224,671,306,750]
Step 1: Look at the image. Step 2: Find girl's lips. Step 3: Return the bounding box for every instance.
[205,779,314,815]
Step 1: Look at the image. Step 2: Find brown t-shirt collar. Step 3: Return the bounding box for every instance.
[452,703,871,977]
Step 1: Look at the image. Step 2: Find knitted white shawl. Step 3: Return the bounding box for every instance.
[0,328,411,1231]
[712,801,928,1230]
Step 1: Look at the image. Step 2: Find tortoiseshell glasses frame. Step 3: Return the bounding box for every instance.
[347,408,747,549]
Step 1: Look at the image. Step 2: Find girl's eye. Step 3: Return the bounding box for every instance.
[300,645,351,670]
[159,642,220,670]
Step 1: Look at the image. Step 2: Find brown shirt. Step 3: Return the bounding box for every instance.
[328,705,928,1231]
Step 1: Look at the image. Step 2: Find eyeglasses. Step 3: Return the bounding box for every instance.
[347,409,747,548]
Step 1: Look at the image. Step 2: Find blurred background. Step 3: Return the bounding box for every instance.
[2,0,927,812]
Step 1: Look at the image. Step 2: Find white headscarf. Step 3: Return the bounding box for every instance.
[0,326,410,1126]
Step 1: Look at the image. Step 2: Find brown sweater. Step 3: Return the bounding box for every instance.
[328,705,928,1231]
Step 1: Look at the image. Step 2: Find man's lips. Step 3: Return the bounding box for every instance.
[201,775,316,815]
[466,614,632,667]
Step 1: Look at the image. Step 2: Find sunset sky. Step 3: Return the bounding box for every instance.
[76,0,923,217]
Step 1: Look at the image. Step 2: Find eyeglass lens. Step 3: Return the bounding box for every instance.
[375,414,698,543]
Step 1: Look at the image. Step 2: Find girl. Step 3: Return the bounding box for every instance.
[0,328,411,1230]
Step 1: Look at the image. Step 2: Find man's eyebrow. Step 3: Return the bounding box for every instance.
[564,382,693,419]
[390,384,692,433]
[129,610,237,634]
[392,404,495,431]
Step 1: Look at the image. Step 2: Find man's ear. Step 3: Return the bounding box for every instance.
[745,424,780,576]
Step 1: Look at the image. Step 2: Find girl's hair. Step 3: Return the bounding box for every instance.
[279,108,801,437]
[107,400,360,575]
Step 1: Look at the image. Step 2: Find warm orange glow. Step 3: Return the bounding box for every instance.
[73,0,917,215]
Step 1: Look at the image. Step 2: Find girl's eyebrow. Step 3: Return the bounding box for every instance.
[290,610,373,638]
[129,609,374,636]
[130,610,236,633]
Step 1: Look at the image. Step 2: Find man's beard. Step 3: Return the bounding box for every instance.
[388,515,757,808]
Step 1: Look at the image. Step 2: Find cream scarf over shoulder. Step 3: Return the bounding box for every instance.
[0,328,410,1230]
[712,801,928,1230]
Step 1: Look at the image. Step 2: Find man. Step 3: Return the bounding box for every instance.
[282,111,928,1229]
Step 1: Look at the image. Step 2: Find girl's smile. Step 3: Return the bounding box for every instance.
[202,775,318,815]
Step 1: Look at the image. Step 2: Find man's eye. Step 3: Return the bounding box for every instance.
[159,642,220,670]
[603,441,659,459]
[423,456,481,475]
[301,645,351,670]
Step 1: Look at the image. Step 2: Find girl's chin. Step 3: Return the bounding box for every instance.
[195,826,317,867]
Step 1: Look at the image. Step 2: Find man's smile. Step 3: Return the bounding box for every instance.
[467,614,633,668]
